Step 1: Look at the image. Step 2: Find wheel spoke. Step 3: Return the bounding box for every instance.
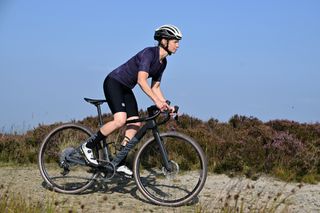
[134,132,207,206]
[39,124,98,193]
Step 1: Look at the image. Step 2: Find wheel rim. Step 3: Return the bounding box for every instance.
[39,124,98,193]
[135,133,207,205]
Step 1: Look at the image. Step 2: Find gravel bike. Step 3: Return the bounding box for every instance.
[38,98,208,206]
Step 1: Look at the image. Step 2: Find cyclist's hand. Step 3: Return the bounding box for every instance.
[155,100,169,112]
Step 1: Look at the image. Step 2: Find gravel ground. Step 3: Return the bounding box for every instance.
[0,165,319,212]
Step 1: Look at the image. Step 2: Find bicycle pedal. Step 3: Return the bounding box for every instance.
[125,174,133,179]
[117,173,133,179]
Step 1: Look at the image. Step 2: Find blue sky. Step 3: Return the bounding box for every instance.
[1,0,320,133]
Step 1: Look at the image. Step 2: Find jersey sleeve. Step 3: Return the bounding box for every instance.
[138,48,154,72]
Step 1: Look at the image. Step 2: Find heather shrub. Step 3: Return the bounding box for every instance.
[0,124,57,164]
[0,113,319,183]
[266,120,320,182]
[171,114,319,182]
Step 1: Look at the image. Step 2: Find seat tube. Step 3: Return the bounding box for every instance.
[96,105,103,126]
[96,104,110,161]
[152,127,171,170]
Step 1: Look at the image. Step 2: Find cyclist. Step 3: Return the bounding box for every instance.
[80,24,182,176]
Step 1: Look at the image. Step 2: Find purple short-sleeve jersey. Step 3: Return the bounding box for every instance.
[108,46,167,89]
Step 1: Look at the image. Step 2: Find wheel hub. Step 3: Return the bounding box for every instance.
[162,160,179,179]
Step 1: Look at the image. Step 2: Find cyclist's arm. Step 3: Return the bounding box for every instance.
[151,80,166,102]
[152,80,175,113]
[137,71,168,110]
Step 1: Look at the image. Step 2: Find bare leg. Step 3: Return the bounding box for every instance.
[121,116,141,146]
[100,112,127,136]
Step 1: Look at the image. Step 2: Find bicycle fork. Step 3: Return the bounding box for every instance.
[152,128,172,172]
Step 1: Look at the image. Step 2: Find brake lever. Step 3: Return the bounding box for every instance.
[173,106,179,121]
[173,106,179,113]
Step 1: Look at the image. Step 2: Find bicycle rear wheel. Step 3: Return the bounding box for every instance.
[133,131,207,206]
[38,123,99,194]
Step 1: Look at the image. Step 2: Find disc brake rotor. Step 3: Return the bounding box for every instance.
[162,160,179,179]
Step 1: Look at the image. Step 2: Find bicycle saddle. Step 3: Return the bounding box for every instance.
[84,98,107,106]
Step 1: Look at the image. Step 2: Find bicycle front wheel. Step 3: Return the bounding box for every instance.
[38,123,99,194]
[133,131,208,206]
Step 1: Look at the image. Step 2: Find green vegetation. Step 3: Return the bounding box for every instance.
[1,113,319,183]
[0,187,56,213]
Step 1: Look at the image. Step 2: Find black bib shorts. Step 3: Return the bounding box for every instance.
[103,76,139,118]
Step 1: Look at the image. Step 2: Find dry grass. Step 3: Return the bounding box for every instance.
[0,186,56,213]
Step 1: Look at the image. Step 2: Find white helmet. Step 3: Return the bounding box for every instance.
[154,24,182,41]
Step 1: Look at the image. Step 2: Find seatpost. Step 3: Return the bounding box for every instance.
[96,105,103,126]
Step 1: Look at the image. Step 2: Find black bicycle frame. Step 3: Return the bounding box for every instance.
[111,118,171,170]
[93,102,172,171]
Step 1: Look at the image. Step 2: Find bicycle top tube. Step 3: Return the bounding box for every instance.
[127,105,179,124]
[84,97,178,125]
[126,105,161,124]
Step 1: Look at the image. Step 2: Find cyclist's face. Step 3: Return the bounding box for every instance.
[167,39,180,54]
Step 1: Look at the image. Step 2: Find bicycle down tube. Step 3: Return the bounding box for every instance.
[110,114,171,172]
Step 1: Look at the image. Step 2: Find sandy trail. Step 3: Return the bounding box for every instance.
[0,166,319,212]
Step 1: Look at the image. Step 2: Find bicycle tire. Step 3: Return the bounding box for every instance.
[133,131,208,206]
[38,123,99,194]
